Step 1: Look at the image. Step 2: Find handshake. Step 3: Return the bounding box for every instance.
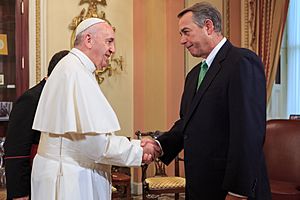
[140,138,162,164]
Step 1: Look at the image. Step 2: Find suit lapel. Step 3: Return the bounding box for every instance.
[183,41,233,129]
[187,63,201,102]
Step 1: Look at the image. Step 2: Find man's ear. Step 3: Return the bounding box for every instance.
[204,19,214,35]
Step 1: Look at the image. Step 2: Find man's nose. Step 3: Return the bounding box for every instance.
[180,35,187,45]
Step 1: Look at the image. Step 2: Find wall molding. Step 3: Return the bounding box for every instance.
[241,0,257,50]
[29,0,47,85]
[223,0,230,39]
[35,0,41,83]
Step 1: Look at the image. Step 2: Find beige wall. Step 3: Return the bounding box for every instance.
[136,0,168,132]
[133,0,185,132]
[132,0,185,191]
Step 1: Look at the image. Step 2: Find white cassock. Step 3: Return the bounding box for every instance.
[31,48,143,200]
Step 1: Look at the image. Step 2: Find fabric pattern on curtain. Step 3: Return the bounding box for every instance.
[247,0,289,102]
[287,0,300,116]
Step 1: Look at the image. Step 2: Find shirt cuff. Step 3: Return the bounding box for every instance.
[228,192,247,198]
[154,140,164,156]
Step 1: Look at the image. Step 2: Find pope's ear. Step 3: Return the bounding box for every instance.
[84,33,93,49]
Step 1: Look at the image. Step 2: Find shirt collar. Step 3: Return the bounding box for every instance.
[203,37,227,68]
[71,48,96,73]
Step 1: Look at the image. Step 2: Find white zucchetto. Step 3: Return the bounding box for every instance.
[75,18,105,37]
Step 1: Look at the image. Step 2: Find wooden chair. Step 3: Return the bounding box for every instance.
[264,119,300,200]
[111,162,131,199]
[136,131,185,200]
[111,171,131,200]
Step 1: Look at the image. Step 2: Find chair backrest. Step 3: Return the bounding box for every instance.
[264,119,300,183]
[153,158,167,177]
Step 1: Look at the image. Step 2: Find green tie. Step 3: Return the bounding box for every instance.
[197,61,208,90]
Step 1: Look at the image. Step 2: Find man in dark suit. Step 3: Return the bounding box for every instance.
[142,2,271,200]
[4,50,69,200]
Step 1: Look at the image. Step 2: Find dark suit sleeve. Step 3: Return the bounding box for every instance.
[222,51,266,197]
[4,92,40,198]
[157,118,184,165]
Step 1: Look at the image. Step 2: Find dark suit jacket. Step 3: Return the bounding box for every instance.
[4,79,46,199]
[157,41,271,200]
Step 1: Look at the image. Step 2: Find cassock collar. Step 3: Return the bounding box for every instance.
[71,48,96,74]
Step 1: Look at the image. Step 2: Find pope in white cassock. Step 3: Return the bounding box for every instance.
[31,18,152,200]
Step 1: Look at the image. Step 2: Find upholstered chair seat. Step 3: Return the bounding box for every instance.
[146,176,185,190]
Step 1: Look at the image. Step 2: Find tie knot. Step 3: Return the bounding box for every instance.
[201,61,208,70]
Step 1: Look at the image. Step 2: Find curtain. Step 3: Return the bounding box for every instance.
[248,0,289,102]
[287,0,300,116]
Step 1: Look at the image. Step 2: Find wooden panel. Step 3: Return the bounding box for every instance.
[0,0,17,102]
[0,0,29,136]
[15,0,29,98]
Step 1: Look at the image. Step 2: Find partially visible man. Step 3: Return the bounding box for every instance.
[142,2,271,200]
[31,18,158,200]
[4,50,69,200]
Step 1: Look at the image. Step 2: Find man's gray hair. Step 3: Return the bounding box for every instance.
[178,2,222,33]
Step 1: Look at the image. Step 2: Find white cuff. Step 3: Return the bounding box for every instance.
[228,192,247,198]
[154,140,164,156]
